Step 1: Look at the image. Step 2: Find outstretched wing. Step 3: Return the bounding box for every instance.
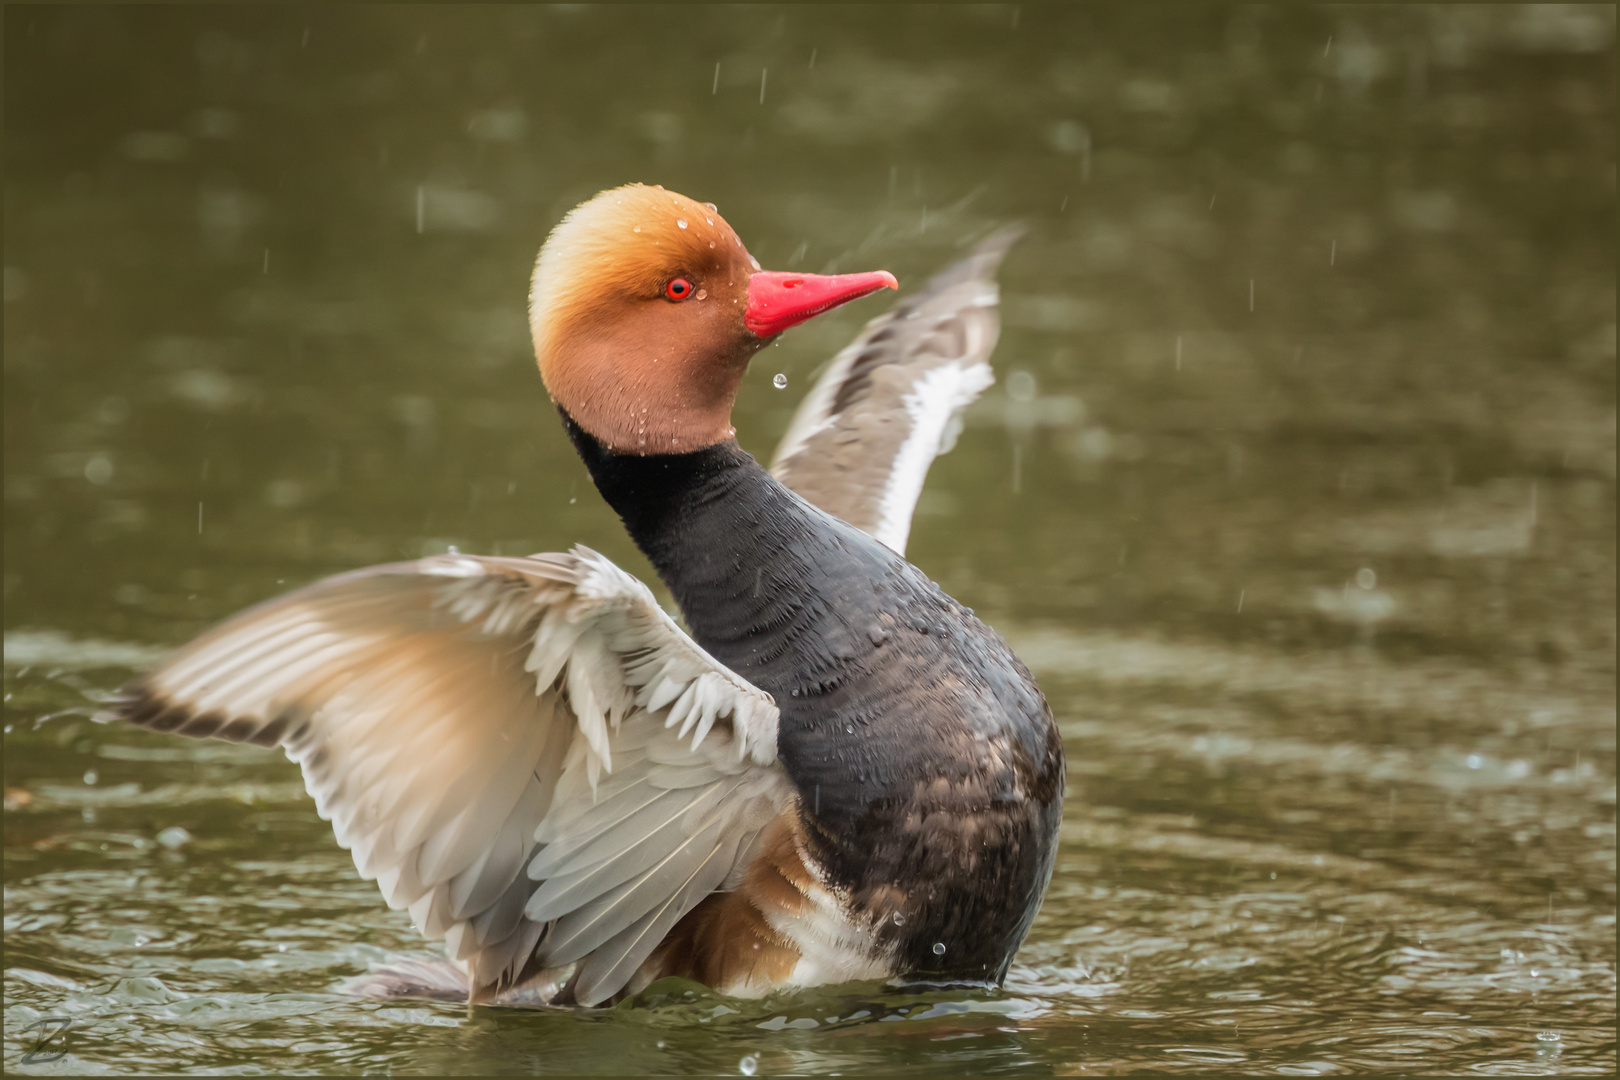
[116,547,790,1006]
[771,227,1020,555]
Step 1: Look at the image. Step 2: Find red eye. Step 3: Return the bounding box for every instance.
[665,277,693,301]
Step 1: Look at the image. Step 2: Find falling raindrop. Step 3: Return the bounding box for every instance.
[739,1055,758,1077]
[1356,567,1377,590]
[773,373,788,389]
[84,455,114,484]
[677,219,688,229]
[83,770,98,786]
[932,942,946,956]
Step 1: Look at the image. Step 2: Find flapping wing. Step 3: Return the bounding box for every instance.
[771,227,1021,555]
[116,547,790,1006]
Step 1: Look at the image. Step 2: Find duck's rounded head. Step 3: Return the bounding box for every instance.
[530,183,896,454]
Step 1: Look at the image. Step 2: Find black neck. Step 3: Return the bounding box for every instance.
[561,409,845,663]
[561,410,1064,983]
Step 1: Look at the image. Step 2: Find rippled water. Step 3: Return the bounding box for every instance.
[5,6,1615,1074]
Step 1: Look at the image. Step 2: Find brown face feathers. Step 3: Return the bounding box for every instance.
[529,183,762,454]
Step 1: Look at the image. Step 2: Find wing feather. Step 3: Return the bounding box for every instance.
[572,827,747,1005]
[771,227,1020,554]
[115,545,791,1005]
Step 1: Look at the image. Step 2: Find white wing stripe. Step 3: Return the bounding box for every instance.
[872,361,996,554]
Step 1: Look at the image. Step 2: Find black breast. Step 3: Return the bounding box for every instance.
[566,415,1064,984]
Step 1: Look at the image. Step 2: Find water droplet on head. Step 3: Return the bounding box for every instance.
[677,218,688,229]
[893,912,905,926]
[773,373,788,389]
[932,942,946,956]
[632,226,641,233]
[695,289,708,300]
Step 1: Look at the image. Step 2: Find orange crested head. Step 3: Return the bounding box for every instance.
[529,183,897,455]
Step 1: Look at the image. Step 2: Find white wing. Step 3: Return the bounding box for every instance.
[117,546,790,1006]
[771,227,1019,555]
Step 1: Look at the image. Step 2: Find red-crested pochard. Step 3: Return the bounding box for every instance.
[116,184,1063,1006]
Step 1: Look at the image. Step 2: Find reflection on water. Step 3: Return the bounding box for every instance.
[5,5,1615,1074]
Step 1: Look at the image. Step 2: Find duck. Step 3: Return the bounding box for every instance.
[115,183,1064,1007]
